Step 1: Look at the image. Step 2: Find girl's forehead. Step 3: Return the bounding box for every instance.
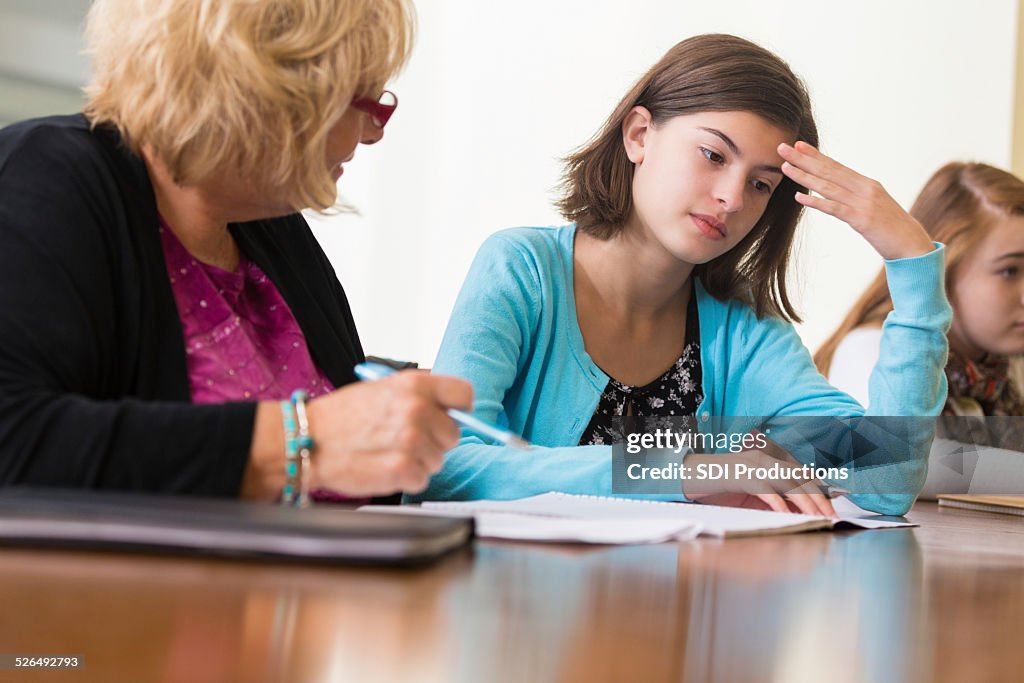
[664,110,791,134]
[988,215,1024,244]
[659,111,793,152]
[970,215,1024,261]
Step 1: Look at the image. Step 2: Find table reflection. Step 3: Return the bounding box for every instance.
[0,507,1022,683]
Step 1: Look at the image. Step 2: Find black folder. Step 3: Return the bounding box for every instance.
[0,488,473,565]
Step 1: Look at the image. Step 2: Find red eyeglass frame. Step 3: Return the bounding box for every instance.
[350,90,398,129]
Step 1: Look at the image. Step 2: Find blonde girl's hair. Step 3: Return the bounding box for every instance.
[84,0,414,211]
[815,162,1024,375]
[556,33,819,321]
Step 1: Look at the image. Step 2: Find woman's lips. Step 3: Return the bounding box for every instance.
[331,155,354,180]
[691,214,726,240]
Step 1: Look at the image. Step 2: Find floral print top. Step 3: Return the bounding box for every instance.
[579,289,703,446]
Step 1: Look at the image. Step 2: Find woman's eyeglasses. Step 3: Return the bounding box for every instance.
[350,90,397,129]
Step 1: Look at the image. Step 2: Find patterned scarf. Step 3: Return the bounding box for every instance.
[939,350,1024,449]
[943,350,1024,417]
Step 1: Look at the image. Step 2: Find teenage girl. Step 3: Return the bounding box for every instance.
[418,34,952,516]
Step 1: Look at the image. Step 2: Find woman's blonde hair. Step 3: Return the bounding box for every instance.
[815,162,1024,374]
[556,34,818,321]
[84,0,413,211]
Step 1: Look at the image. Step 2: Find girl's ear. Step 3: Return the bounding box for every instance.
[622,106,653,164]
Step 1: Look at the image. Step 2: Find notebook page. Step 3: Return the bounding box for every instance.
[831,497,916,529]
[422,493,832,537]
[472,514,701,543]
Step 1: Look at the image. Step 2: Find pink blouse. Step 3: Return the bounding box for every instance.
[159,221,333,404]
[160,220,364,504]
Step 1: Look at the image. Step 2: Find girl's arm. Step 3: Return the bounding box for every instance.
[764,146,953,514]
[411,232,623,502]
[827,327,1024,500]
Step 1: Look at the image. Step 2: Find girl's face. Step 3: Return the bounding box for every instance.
[948,215,1024,360]
[623,109,792,265]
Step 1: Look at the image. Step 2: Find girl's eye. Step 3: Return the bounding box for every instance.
[700,147,725,164]
[752,179,773,194]
[999,266,1019,279]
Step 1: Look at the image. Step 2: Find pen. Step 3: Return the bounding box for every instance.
[353,362,532,450]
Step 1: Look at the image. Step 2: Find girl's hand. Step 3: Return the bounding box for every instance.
[778,141,934,261]
[683,446,838,519]
[687,491,833,517]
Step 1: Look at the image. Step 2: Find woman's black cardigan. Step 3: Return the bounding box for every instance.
[0,115,365,495]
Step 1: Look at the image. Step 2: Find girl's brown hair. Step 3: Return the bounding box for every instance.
[815,162,1024,375]
[556,33,818,321]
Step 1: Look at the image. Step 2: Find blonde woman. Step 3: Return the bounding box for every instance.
[817,162,1024,496]
[0,0,470,501]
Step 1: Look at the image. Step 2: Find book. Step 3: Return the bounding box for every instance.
[937,494,1024,517]
[362,493,915,542]
[0,487,473,565]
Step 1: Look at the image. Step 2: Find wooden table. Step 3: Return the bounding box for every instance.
[0,502,1021,683]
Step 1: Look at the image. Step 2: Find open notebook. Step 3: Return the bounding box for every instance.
[364,493,915,543]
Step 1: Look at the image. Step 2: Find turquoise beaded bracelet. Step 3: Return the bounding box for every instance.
[280,390,314,507]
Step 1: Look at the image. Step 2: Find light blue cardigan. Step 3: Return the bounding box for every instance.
[416,226,951,515]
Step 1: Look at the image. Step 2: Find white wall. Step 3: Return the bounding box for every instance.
[3,0,1018,366]
[308,0,1019,365]
[0,1,89,126]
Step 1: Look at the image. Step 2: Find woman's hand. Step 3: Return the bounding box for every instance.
[683,444,838,518]
[778,141,934,261]
[242,371,472,499]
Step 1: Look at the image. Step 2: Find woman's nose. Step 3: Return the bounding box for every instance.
[360,116,385,146]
